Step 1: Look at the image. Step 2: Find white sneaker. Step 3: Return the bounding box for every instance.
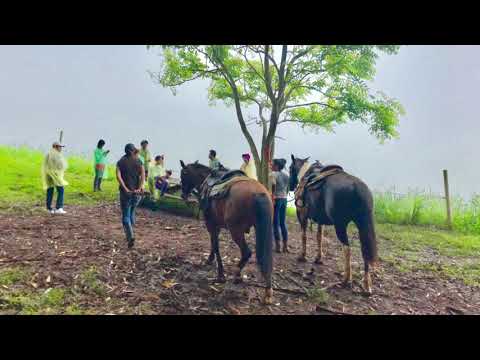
[55,208,66,214]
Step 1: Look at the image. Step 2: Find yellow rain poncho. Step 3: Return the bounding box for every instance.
[240,161,257,180]
[41,148,69,190]
[148,163,166,199]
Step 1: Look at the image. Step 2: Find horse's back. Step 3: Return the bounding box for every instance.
[210,179,272,229]
[308,172,373,224]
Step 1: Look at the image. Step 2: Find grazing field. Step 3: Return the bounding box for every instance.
[373,190,480,235]
[1,145,479,314]
[0,146,117,211]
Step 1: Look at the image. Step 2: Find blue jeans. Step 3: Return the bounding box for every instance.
[46,186,64,210]
[120,192,142,241]
[156,179,169,196]
[273,198,288,243]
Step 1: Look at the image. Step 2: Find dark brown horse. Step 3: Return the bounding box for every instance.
[289,155,377,294]
[179,161,274,304]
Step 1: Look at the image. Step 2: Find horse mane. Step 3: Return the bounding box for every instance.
[297,162,310,182]
[188,162,211,172]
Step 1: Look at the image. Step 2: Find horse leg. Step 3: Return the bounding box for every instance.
[335,224,352,287]
[209,227,225,283]
[205,221,216,265]
[206,236,215,265]
[363,261,372,295]
[314,225,325,264]
[230,228,252,284]
[297,217,308,262]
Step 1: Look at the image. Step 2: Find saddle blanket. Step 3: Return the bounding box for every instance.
[209,175,252,198]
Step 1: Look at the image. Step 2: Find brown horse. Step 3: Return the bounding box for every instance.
[179,161,274,304]
[289,155,377,294]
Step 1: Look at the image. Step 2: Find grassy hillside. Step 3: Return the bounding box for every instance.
[0,146,117,210]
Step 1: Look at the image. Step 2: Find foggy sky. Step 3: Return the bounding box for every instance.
[0,45,478,197]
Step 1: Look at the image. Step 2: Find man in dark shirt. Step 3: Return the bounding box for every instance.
[116,143,145,248]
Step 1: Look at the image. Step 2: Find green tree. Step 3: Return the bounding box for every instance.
[147,45,405,187]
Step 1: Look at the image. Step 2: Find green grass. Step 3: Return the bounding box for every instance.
[374,190,480,235]
[376,223,480,286]
[0,267,30,286]
[78,266,107,297]
[0,145,117,210]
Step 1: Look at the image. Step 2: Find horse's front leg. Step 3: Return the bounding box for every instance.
[296,207,308,262]
[207,224,225,283]
[314,225,325,264]
[206,236,215,265]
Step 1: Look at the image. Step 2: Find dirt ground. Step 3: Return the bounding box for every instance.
[1,203,479,315]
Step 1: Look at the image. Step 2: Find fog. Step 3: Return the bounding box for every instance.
[0,45,477,197]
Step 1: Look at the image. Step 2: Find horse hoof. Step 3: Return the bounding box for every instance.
[297,256,307,263]
[282,246,289,253]
[215,276,226,284]
[314,257,324,265]
[263,289,273,305]
[233,277,243,285]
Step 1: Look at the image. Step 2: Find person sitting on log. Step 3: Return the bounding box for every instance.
[148,155,166,200]
[155,170,173,197]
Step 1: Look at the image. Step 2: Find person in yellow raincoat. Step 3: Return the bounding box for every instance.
[42,142,69,214]
[148,155,166,200]
[240,153,257,180]
[139,140,152,180]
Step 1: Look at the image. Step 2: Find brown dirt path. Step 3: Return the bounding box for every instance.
[1,203,479,314]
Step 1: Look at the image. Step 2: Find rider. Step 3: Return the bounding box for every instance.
[240,153,257,180]
[271,158,289,253]
[208,149,221,171]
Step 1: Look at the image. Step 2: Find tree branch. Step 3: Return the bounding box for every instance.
[284,101,334,110]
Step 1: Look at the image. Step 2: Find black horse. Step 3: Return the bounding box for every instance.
[289,155,377,294]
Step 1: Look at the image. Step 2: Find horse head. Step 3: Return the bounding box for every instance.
[180,160,211,200]
[289,154,310,191]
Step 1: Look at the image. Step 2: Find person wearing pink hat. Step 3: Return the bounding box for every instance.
[240,153,257,180]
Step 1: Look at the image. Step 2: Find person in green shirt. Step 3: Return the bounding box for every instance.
[93,139,110,192]
[139,140,152,180]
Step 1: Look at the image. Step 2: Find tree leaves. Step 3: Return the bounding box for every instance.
[147,45,405,181]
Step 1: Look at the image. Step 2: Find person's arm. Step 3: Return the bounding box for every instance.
[116,166,130,193]
[136,165,146,193]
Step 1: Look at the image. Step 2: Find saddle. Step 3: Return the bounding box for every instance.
[199,170,251,211]
[294,163,344,208]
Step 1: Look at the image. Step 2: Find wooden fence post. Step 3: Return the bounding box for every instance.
[443,169,453,230]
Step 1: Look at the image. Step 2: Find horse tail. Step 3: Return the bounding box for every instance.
[355,209,378,267]
[254,193,273,279]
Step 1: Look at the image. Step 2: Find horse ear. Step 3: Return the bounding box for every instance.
[180,160,186,169]
[304,157,310,162]
[291,154,295,162]
[194,160,199,164]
